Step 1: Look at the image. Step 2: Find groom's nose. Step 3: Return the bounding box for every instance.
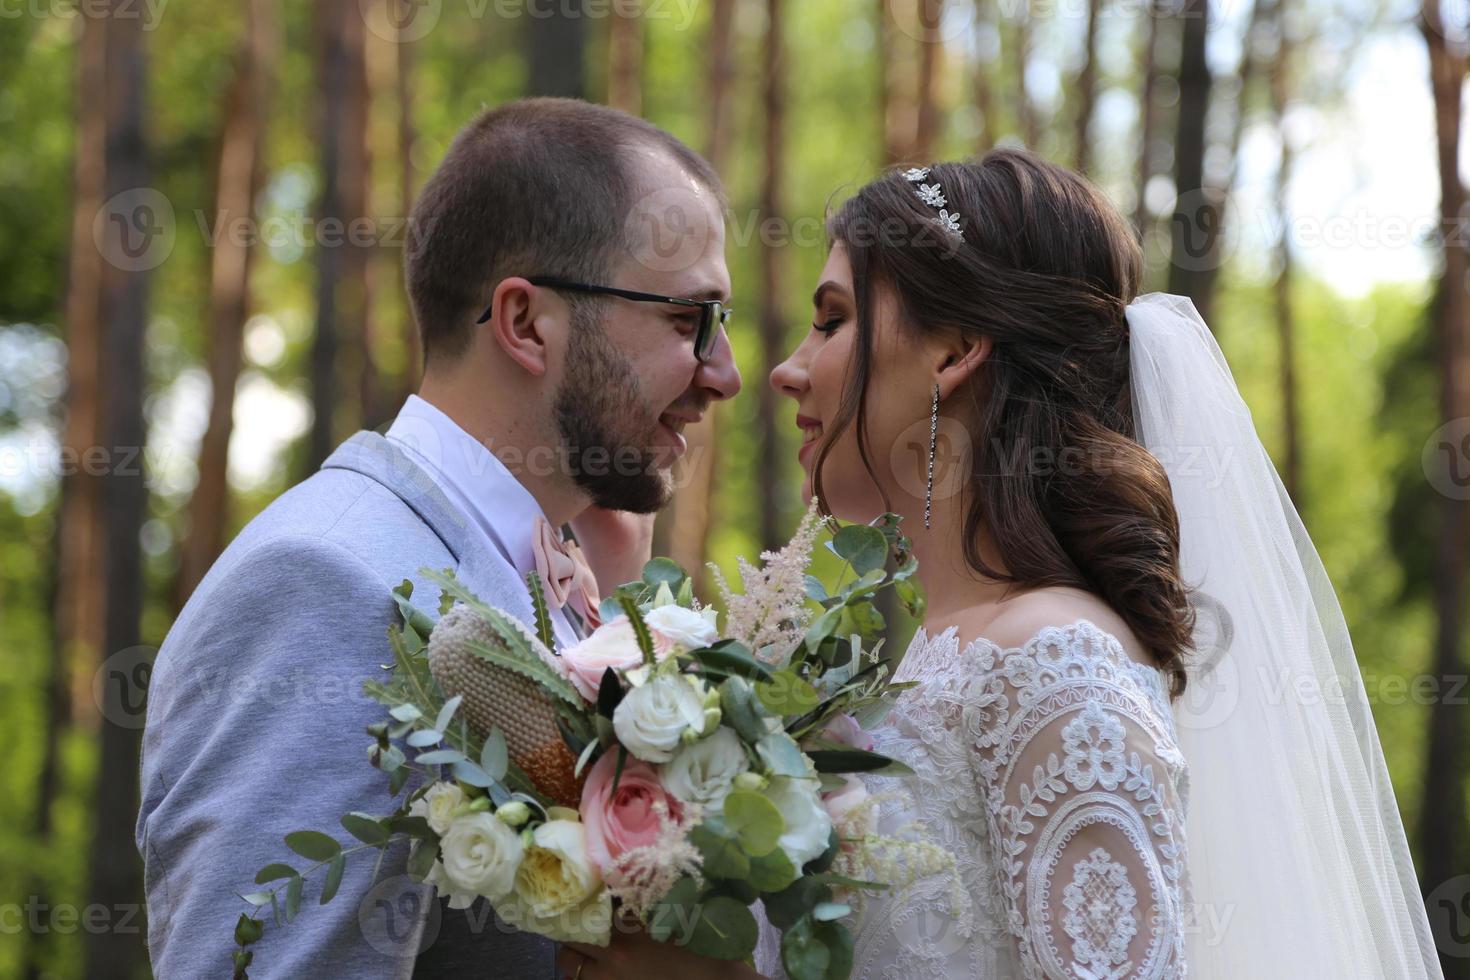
[694,327,742,401]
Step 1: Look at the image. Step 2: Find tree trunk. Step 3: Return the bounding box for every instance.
[395,0,420,411]
[528,0,586,98]
[1133,0,1163,237]
[1268,0,1300,502]
[83,3,151,977]
[1418,0,1470,935]
[972,0,998,151]
[607,0,643,114]
[1073,0,1102,174]
[1165,0,1218,324]
[308,0,370,469]
[30,24,107,979]
[758,0,787,553]
[651,0,733,592]
[1012,10,1038,147]
[175,0,278,607]
[878,0,903,165]
[913,0,944,162]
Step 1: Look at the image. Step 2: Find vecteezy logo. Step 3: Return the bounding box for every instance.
[1423,418,1470,501]
[887,0,974,44]
[1155,187,1239,274]
[889,414,972,505]
[93,188,176,272]
[624,185,716,274]
[93,645,157,730]
[359,874,441,957]
[1425,874,1470,958]
[360,0,441,42]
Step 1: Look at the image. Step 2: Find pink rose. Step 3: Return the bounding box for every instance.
[559,617,670,702]
[579,749,682,874]
[823,713,875,753]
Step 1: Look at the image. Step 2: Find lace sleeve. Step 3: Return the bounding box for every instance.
[967,622,1190,980]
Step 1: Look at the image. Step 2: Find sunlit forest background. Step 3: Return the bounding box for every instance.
[3,0,1470,975]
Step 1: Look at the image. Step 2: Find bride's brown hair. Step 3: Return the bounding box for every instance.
[818,147,1191,697]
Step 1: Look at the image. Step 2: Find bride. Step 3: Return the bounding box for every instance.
[756,149,1442,978]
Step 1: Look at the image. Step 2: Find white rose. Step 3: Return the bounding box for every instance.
[409,781,465,836]
[613,674,708,763]
[437,811,524,903]
[644,604,719,651]
[660,727,749,809]
[763,775,834,869]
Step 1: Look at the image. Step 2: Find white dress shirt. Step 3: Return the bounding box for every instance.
[385,394,582,650]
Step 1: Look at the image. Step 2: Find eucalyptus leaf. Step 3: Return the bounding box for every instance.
[407,839,440,880]
[341,813,390,846]
[284,875,303,923]
[415,749,468,766]
[320,854,347,904]
[253,863,298,884]
[451,759,493,787]
[748,847,798,892]
[481,729,509,781]
[234,912,264,946]
[434,694,463,734]
[723,791,783,857]
[642,557,687,588]
[690,818,751,880]
[406,728,443,748]
[812,902,851,922]
[284,831,342,862]
[807,748,913,776]
[757,731,811,779]
[241,891,274,907]
[389,704,422,723]
[683,897,758,961]
[831,524,888,575]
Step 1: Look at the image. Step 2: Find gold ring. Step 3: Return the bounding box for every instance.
[574,963,585,980]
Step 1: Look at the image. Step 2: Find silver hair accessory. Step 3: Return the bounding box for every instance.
[902,166,963,240]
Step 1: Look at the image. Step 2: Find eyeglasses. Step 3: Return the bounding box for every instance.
[477,277,732,362]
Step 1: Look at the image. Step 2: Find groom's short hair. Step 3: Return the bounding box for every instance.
[405,98,725,363]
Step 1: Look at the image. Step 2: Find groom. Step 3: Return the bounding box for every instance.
[135,98,739,978]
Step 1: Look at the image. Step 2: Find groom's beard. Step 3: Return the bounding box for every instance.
[553,310,672,514]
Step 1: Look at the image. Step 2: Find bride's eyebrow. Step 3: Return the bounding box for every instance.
[811,281,851,308]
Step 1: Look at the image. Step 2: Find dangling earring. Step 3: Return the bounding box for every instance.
[925,382,939,529]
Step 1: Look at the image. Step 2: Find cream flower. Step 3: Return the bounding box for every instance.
[437,811,524,903]
[644,604,719,651]
[763,774,833,869]
[409,781,465,836]
[613,674,708,763]
[660,727,749,810]
[513,819,603,919]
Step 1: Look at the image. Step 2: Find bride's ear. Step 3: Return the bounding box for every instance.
[934,333,992,399]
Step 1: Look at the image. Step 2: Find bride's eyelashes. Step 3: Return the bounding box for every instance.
[812,314,845,336]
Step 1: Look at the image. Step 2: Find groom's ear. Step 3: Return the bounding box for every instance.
[934,333,992,398]
[484,277,557,377]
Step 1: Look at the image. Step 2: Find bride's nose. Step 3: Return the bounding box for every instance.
[769,350,807,400]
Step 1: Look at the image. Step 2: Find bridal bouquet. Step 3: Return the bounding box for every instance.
[230,503,943,980]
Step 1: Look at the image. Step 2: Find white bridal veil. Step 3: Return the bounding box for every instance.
[1125,292,1442,978]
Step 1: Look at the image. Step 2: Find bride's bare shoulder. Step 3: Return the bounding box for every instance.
[950,586,1151,666]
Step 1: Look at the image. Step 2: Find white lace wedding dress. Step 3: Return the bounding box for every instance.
[757,619,1190,979]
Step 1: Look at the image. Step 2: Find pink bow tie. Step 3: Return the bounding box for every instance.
[531,517,601,633]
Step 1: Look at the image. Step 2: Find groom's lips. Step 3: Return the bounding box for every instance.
[658,412,700,458]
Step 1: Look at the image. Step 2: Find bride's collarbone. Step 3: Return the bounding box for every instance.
[929,585,1150,666]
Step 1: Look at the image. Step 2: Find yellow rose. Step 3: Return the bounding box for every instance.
[499,819,612,945]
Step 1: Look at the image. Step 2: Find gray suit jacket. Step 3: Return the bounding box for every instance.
[136,431,557,978]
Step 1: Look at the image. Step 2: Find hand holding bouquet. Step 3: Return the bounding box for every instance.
[230,504,953,980]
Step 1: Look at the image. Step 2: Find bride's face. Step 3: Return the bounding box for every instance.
[769,243,941,524]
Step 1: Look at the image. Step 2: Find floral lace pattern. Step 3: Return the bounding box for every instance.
[757,620,1189,979]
